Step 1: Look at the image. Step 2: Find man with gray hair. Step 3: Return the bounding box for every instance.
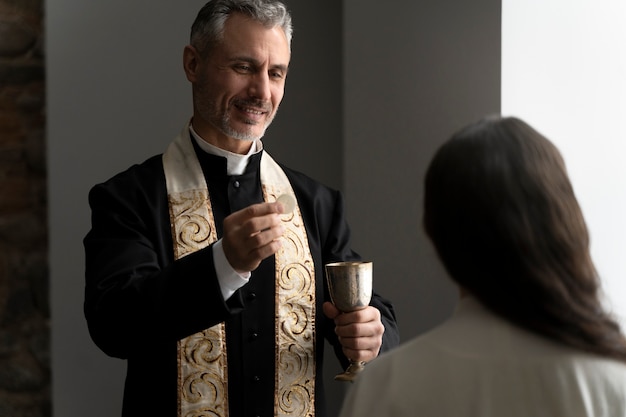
[83,1,399,416]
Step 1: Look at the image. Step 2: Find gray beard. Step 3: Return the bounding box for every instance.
[220,106,280,141]
[220,112,269,141]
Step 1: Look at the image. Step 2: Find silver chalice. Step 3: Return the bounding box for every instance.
[325,261,373,382]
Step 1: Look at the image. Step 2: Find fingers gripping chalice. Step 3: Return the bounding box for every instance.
[325,261,373,382]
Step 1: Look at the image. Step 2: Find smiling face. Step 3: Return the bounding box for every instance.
[183,13,290,154]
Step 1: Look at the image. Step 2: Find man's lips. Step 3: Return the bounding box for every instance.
[233,99,271,113]
[234,102,271,122]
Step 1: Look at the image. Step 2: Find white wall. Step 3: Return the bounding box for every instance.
[502,0,626,325]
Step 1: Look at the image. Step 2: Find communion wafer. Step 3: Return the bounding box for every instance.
[276,194,296,214]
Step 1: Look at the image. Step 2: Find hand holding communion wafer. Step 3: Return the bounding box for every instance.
[222,201,287,273]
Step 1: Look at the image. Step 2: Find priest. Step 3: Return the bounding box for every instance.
[83,1,400,416]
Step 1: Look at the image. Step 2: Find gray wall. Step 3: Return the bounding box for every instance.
[344,0,501,347]
[47,1,500,416]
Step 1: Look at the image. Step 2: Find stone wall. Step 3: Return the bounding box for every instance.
[0,0,49,416]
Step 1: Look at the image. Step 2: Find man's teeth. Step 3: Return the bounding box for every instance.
[245,108,263,115]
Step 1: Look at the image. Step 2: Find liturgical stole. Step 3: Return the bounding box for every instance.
[162,125,316,417]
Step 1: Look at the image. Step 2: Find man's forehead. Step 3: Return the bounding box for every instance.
[219,15,290,63]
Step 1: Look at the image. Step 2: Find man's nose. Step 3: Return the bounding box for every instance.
[248,72,271,101]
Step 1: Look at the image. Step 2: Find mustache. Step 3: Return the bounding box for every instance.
[231,98,272,113]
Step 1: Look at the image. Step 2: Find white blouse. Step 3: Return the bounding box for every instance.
[339,297,626,417]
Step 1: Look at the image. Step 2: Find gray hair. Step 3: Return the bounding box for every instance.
[191,0,293,54]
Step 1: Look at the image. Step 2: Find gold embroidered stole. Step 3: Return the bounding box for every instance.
[163,126,316,417]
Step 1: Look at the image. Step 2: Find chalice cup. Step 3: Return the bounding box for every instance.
[325,261,373,382]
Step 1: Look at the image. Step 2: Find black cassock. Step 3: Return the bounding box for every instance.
[84,136,399,417]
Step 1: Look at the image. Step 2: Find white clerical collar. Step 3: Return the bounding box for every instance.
[189,124,263,176]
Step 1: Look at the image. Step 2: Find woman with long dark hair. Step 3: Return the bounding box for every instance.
[339,116,626,417]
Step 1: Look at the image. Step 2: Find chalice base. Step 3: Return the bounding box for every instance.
[334,360,366,382]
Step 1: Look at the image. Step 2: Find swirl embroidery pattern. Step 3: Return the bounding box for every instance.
[265,186,316,417]
[169,190,228,417]
[169,190,216,259]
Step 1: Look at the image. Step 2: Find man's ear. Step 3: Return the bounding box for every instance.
[183,45,200,82]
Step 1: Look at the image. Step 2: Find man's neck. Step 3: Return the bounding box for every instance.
[189,122,261,176]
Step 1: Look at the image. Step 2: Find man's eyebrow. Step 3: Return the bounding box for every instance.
[270,64,289,73]
[229,55,258,64]
[229,56,289,72]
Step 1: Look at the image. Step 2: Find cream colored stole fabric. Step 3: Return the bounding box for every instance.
[163,125,316,417]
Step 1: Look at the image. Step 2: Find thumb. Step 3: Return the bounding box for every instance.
[323,301,340,320]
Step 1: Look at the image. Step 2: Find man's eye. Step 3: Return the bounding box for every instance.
[270,71,284,79]
[234,65,252,72]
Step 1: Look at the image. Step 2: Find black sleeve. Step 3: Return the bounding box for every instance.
[83,162,241,359]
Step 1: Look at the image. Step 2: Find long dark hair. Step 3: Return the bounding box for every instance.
[423,116,626,361]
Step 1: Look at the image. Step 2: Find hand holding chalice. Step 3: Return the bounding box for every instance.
[325,261,373,382]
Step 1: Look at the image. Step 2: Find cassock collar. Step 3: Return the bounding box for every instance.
[189,123,263,176]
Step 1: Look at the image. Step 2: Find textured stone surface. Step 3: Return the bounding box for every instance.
[0,0,49,414]
[0,18,36,56]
